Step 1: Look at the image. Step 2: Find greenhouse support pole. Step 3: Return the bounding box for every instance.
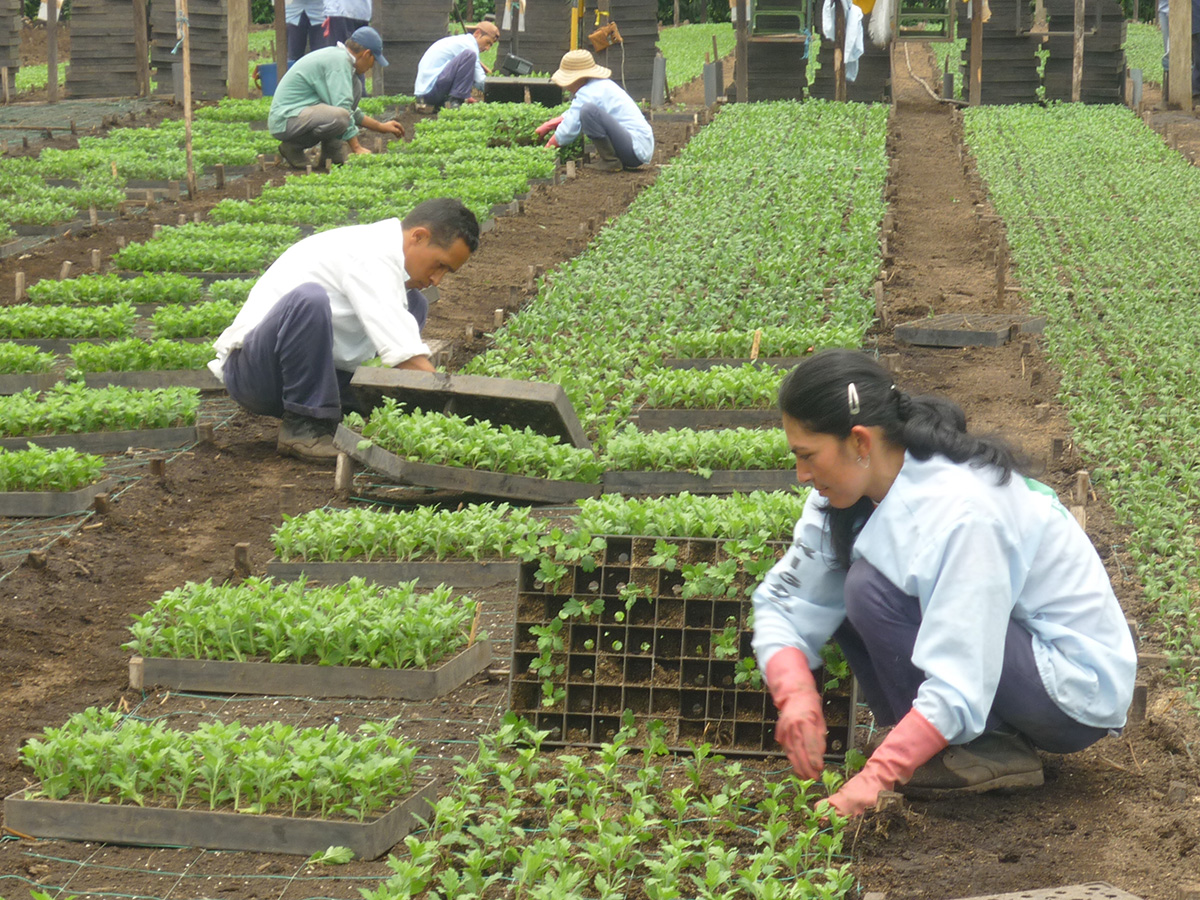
[1168,0,1192,110]
[228,0,250,99]
[46,0,57,103]
[834,0,846,101]
[275,0,288,78]
[1070,0,1083,101]
[178,0,199,199]
[735,0,748,101]
[968,0,982,105]
[134,0,151,96]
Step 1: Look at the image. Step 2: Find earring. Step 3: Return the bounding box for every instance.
[856,455,870,469]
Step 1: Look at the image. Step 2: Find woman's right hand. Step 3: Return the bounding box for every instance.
[766,647,828,780]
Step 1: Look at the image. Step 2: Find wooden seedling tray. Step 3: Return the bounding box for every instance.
[129,639,492,701]
[82,370,224,391]
[0,426,198,454]
[601,469,797,495]
[334,425,601,504]
[894,313,1047,348]
[0,478,113,518]
[348,369,592,450]
[0,373,59,396]
[628,408,780,432]
[3,779,439,859]
[265,559,519,588]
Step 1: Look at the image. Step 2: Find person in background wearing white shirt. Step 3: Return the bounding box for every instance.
[318,0,371,48]
[752,349,1136,818]
[207,199,479,463]
[414,22,499,110]
[535,49,654,172]
[285,0,326,63]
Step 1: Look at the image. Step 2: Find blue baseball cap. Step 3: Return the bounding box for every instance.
[350,26,389,67]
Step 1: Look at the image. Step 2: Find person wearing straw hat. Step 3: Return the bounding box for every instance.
[414,22,500,111]
[269,26,404,169]
[535,49,654,172]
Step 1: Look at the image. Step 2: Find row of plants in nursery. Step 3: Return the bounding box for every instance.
[23,272,252,306]
[463,100,888,440]
[0,307,230,348]
[112,222,300,274]
[125,576,481,669]
[658,22,736,90]
[270,489,805,563]
[0,383,198,436]
[963,103,1200,694]
[0,444,104,492]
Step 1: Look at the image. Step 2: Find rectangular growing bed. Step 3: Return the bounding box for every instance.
[0,478,114,518]
[265,559,519,589]
[509,536,855,758]
[82,370,224,391]
[0,426,198,454]
[3,779,439,860]
[334,425,601,504]
[129,639,492,701]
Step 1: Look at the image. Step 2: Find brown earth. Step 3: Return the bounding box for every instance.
[0,34,1198,900]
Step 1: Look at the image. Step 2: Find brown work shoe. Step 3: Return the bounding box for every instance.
[318,139,350,167]
[277,141,309,169]
[900,728,1044,798]
[276,413,339,463]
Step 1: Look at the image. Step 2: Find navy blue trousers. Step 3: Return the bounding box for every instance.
[579,102,642,169]
[423,50,477,107]
[222,282,428,422]
[834,559,1110,753]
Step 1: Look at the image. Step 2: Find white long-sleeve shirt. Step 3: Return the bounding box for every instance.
[554,78,655,165]
[414,34,486,97]
[208,218,429,381]
[752,452,1136,745]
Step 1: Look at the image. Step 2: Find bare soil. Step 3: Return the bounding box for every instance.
[0,34,1197,900]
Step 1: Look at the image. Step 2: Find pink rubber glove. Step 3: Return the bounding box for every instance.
[545,136,559,149]
[826,708,948,817]
[765,647,827,780]
[535,115,564,138]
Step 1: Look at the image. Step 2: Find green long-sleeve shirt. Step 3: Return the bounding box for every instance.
[267,45,365,141]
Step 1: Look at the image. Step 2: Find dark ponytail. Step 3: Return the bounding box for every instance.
[778,349,1027,568]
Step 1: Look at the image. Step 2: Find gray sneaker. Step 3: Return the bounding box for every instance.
[278,141,309,169]
[277,413,339,463]
[900,728,1044,798]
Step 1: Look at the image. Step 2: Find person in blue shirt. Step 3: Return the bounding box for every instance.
[752,349,1136,818]
[535,49,654,171]
[414,22,499,110]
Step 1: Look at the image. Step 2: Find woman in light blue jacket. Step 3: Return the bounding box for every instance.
[753,349,1136,817]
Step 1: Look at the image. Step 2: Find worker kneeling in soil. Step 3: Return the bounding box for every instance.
[207,198,479,463]
[413,22,499,111]
[535,49,654,172]
[268,26,404,169]
[753,349,1136,818]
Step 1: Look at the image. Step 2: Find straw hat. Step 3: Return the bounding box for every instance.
[551,49,611,87]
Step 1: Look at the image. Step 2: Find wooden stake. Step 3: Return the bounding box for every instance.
[47,0,58,104]
[214,163,225,188]
[150,457,166,478]
[59,260,72,279]
[1071,0,1084,102]
[749,329,762,361]
[14,271,24,301]
[1070,505,1086,529]
[152,224,162,237]
[89,205,98,226]
[196,422,214,443]
[90,249,101,271]
[279,483,296,517]
[179,0,199,199]
[25,549,47,570]
[1074,470,1090,504]
[565,160,576,178]
[1128,682,1147,724]
[233,542,251,576]
[969,0,983,106]
[227,0,249,99]
[493,308,505,327]
[93,492,111,514]
[178,213,187,227]
[334,453,353,499]
[1051,437,1065,460]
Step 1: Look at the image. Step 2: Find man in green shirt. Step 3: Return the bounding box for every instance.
[267,26,404,169]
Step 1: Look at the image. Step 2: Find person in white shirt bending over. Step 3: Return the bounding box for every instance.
[753,348,1136,818]
[414,22,499,111]
[536,49,654,172]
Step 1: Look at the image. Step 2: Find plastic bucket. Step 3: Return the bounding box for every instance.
[256,63,279,96]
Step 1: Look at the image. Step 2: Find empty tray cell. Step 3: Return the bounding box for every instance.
[655,599,684,628]
[565,714,592,744]
[679,719,708,742]
[683,629,712,659]
[685,599,714,628]
[625,656,653,685]
[712,600,742,628]
[593,716,622,743]
[627,626,654,655]
[574,568,602,596]
[568,653,597,681]
[513,651,539,680]
[735,720,770,750]
[517,562,545,593]
[683,539,718,565]
[514,623,539,650]
[623,686,651,715]
[597,626,627,655]
[595,685,624,714]
[737,690,769,719]
[681,690,708,720]
[708,689,736,719]
[625,595,656,625]
[628,565,658,593]
[710,660,737,689]
[650,687,681,714]
[536,712,566,742]
[601,566,632,598]
[739,631,756,657]
[569,624,600,653]
[517,595,549,620]
[606,537,633,564]
[568,683,597,713]
[654,629,682,659]
[658,569,685,598]
[510,678,540,710]
[682,659,710,688]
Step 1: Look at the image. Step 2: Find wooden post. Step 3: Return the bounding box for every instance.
[1,66,8,105]
[834,0,847,102]
[133,0,151,96]
[735,0,749,102]
[1168,0,1193,110]
[1071,0,1084,102]
[674,0,680,26]
[275,0,289,79]
[47,0,58,104]
[334,453,353,499]
[233,542,251,576]
[178,0,199,199]
[14,271,24,301]
[227,0,249,99]
[969,0,983,106]
[90,249,101,271]
[59,260,72,279]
